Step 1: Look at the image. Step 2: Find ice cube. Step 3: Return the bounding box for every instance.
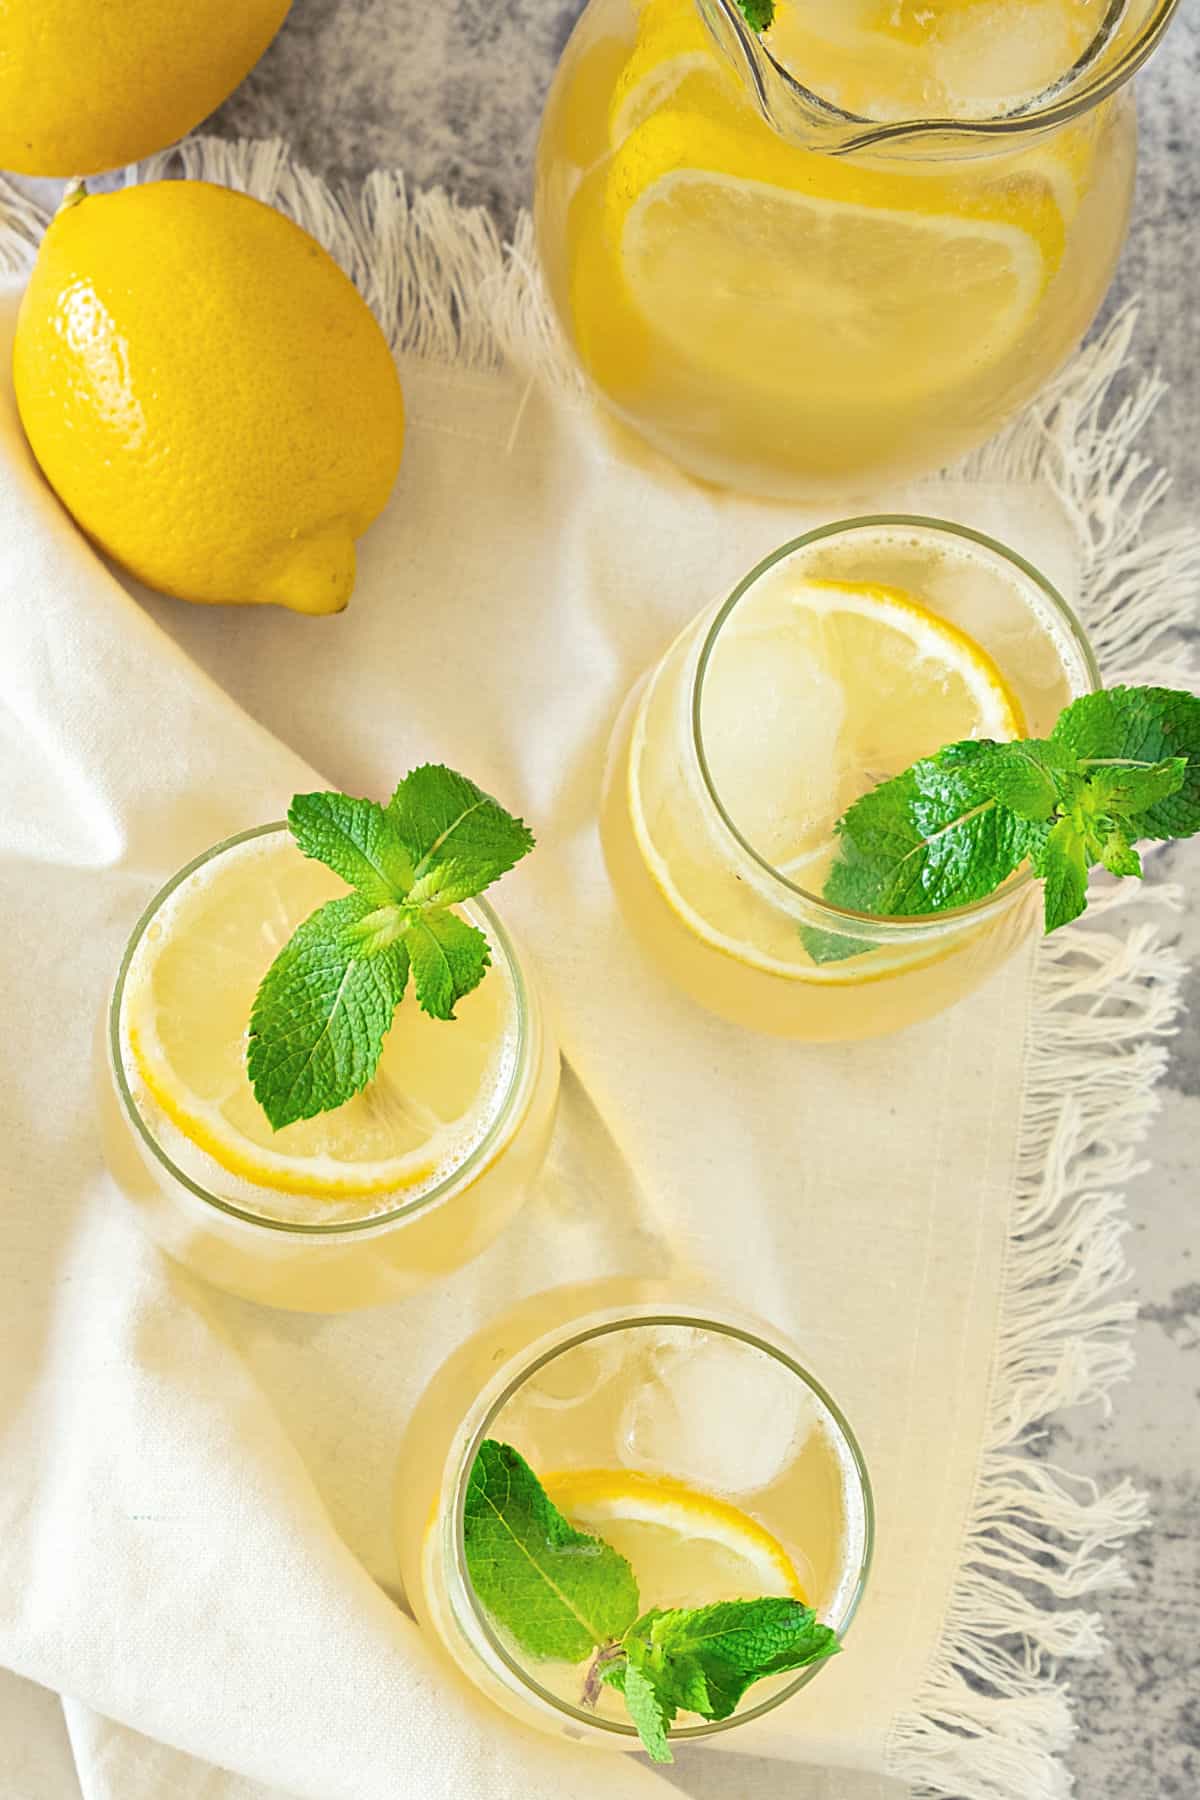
[934,0,1093,113]
[520,1335,625,1410]
[619,1328,818,1496]
[700,625,844,866]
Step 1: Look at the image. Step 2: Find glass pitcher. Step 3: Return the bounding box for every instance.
[534,0,1178,497]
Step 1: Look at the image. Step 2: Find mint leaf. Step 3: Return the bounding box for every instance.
[1085,757,1187,819]
[829,743,1035,911]
[403,909,491,1020]
[288,792,413,907]
[966,738,1078,820]
[462,1444,845,1764]
[1053,686,1200,838]
[804,742,1035,962]
[389,765,535,909]
[620,1661,674,1763]
[1098,824,1142,879]
[248,766,535,1127]
[734,0,775,29]
[1031,816,1089,932]
[463,1441,640,1663]
[247,895,410,1130]
[343,903,407,957]
[811,686,1200,947]
[624,1600,839,1725]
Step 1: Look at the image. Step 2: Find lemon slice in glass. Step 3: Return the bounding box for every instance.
[120,831,516,1203]
[628,579,1023,978]
[544,1468,806,1607]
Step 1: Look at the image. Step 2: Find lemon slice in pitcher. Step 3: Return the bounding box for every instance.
[607,103,1060,410]
[607,0,718,145]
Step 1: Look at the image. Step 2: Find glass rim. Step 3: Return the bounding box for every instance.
[108,821,533,1237]
[711,0,1178,145]
[448,1305,876,1745]
[691,513,1101,939]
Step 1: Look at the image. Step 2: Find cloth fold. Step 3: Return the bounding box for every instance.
[0,146,1192,1800]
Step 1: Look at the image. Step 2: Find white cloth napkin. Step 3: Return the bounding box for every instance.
[0,149,1189,1800]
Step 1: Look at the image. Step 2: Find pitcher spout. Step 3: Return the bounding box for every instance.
[696,0,1180,154]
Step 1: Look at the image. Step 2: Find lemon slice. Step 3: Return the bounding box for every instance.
[628,577,1023,980]
[120,832,516,1201]
[608,0,718,146]
[544,1468,806,1608]
[616,144,1050,409]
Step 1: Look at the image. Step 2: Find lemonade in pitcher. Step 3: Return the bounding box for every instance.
[535,0,1176,493]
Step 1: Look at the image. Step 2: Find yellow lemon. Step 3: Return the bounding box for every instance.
[14,181,405,614]
[0,0,291,177]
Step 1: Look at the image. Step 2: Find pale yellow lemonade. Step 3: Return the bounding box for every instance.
[601,517,1098,1040]
[533,0,1157,492]
[103,825,559,1312]
[397,1290,872,1750]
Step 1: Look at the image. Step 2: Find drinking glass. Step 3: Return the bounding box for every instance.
[601,516,1099,1038]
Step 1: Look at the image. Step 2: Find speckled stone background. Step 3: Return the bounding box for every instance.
[11,2,1199,1795]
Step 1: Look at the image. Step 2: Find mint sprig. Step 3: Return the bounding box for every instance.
[247,767,534,1130]
[464,1441,640,1660]
[462,1440,839,1763]
[733,0,775,31]
[806,685,1200,963]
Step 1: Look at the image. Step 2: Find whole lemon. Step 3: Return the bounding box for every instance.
[14,182,405,614]
[0,0,291,177]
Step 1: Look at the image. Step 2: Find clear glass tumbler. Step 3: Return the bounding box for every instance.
[601,516,1098,1039]
[397,1288,873,1754]
[102,822,560,1312]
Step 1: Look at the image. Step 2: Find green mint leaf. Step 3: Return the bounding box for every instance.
[402,909,491,1020]
[623,1600,839,1727]
[812,686,1200,945]
[1085,756,1187,820]
[1099,824,1143,880]
[247,894,410,1130]
[342,903,408,957]
[288,791,413,907]
[734,0,775,29]
[1052,686,1200,838]
[620,1660,675,1763]
[804,741,1032,963]
[965,737,1079,821]
[388,765,535,909]
[463,1441,640,1664]
[1036,816,1089,933]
